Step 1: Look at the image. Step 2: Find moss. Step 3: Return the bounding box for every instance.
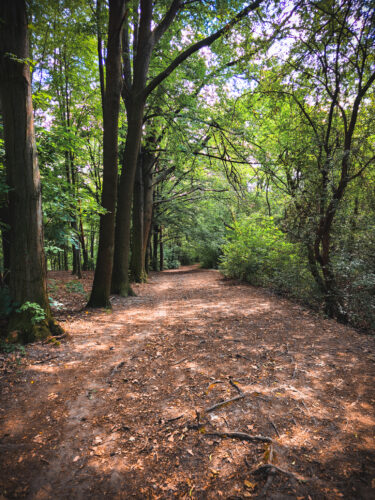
[7,312,65,344]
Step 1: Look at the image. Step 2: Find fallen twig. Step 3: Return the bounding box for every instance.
[300,400,309,412]
[33,355,59,364]
[42,333,68,344]
[292,363,297,379]
[166,415,184,423]
[235,353,252,361]
[204,393,246,413]
[269,421,280,437]
[171,357,188,366]
[251,463,301,480]
[229,378,243,394]
[108,361,125,379]
[204,430,272,443]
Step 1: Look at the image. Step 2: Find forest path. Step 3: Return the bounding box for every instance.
[1,266,375,499]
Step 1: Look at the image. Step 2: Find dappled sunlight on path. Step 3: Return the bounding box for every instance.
[1,266,375,499]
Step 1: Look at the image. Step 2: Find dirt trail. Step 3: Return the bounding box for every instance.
[1,266,375,499]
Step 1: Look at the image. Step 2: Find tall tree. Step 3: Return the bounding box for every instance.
[0,0,62,340]
[111,0,263,296]
[87,0,126,307]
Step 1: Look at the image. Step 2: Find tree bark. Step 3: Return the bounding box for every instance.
[130,152,146,282]
[152,223,158,271]
[111,99,145,295]
[142,148,154,267]
[159,225,164,271]
[0,0,62,341]
[129,145,154,282]
[87,0,126,307]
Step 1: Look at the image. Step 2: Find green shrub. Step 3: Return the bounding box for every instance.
[17,302,46,325]
[220,216,318,303]
[65,280,86,295]
[163,246,180,270]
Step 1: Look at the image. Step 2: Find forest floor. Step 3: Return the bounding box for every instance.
[1,266,375,499]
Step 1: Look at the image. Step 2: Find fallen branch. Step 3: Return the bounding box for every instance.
[204,430,272,443]
[204,393,246,413]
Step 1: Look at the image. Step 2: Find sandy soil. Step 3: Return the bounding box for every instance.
[1,266,375,499]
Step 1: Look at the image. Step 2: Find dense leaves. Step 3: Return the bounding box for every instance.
[0,0,374,333]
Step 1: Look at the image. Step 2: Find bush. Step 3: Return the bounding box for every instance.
[163,246,181,270]
[334,256,375,330]
[220,216,318,303]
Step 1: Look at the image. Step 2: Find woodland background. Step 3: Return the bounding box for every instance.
[0,0,374,340]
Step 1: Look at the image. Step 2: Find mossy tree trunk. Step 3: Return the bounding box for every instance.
[0,0,63,341]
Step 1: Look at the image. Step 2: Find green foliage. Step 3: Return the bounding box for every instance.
[220,216,318,303]
[49,297,64,310]
[47,279,59,294]
[65,280,86,296]
[162,247,181,270]
[0,338,26,355]
[17,302,47,325]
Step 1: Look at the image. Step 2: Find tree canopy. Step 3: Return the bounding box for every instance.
[1,0,374,338]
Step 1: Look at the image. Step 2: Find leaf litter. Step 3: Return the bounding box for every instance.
[0,265,375,498]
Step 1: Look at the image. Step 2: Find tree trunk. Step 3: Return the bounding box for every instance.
[111,99,145,295]
[152,224,158,271]
[319,231,346,322]
[142,149,154,268]
[90,226,95,260]
[0,0,62,341]
[0,205,10,286]
[145,237,151,274]
[63,249,68,271]
[79,213,89,271]
[130,152,146,282]
[87,0,126,308]
[159,225,164,271]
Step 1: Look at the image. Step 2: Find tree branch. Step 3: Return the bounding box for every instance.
[143,0,263,98]
[152,0,181,46]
